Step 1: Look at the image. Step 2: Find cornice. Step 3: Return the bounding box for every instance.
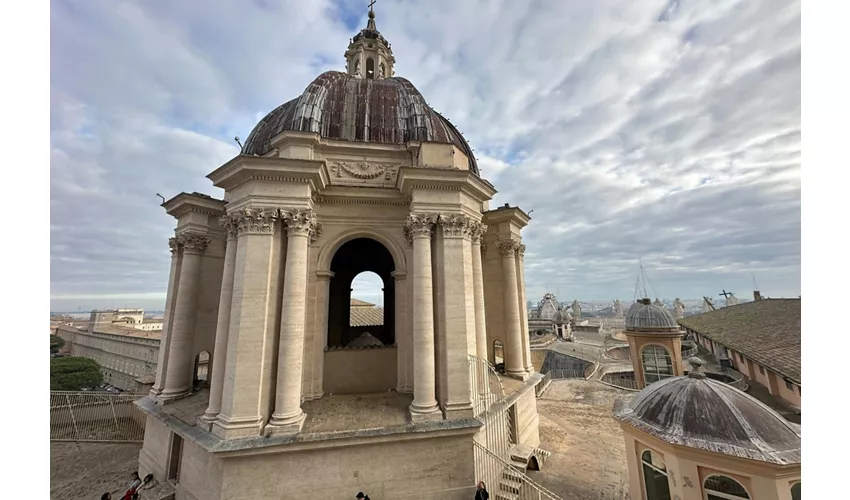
[162,192,226,219]
[396,166,497,202]
[207,156,328,192]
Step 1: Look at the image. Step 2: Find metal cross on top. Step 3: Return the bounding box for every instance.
[368,0,376,11]
[719,289,733,299]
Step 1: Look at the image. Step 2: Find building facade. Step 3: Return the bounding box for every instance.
[137,7,543,500]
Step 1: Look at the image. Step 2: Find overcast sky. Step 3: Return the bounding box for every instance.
[50,0,800,312]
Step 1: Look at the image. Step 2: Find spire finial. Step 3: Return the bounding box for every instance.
[367,0,377,30]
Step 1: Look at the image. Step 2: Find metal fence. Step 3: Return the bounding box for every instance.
[50,391,147,442]
[600,372,642,391]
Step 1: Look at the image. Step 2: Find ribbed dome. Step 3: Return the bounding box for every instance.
[552,307,571,326]
[613,362,801,465]
[242,71,479,176]
[625,298,678,330]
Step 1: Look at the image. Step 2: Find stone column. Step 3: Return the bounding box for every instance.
[438,214,477,419]
[393,270,410,393]
[516,244,534,374]
[160,232,211,401]
[405,213,441,420]
[268,209,319,433]
[150,237,182,398]
[497,238,526,380]
[311,270,334,400]
[213,207,279,440]
[470,223,488,360]
[202,216,239,422]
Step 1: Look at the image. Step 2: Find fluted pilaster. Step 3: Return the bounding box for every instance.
[497,238,526,379]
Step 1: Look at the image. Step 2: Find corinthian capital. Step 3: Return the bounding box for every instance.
[233,207,279,235]
[176,232,211,254]
[438,214,476,239]
[168,237,180,255]
[517,244,526,260]
[468,221,487,243]
[496,238,521,257]
[218,214,240,238]
[281,209,320,239]
[404,213,438,245]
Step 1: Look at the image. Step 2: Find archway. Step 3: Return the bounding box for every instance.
[328,238,395,347]
[193,351,210,390]
[349,271,386,346]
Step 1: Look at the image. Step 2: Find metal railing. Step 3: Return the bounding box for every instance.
[50,391,147,442]
[470,354,507,418]
[473,442,561,500]
[535,371,553,397]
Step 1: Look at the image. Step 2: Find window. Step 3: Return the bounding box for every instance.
[704,475,750,500]
[641,346,674,385]
[641,450,671,500]
[785,379,794,391]
[790,482,801,500]
[758,365,765,375]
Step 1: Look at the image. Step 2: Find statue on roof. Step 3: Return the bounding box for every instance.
[571,300,581,319]
[654,298,664,307]
[673,298,685,319]
[613,299,624,319]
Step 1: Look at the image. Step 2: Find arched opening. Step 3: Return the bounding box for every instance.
[703,475,750,500]
[790,482,801,500]
[366,57,375,79]
[493,340,504,367]
[193,351,210,390]
[641,345,674,385]
[324,238,397,395]
[349,271,386,346]
[640,450,671,500]
[527,456,540,471]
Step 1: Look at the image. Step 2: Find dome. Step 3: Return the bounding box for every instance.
[625,298,678,330]
[242,71,479,176]
[552,306,571,326]
[612,359,801,465]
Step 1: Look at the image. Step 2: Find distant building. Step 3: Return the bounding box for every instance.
[678,295,801,409]
[89,308,164,332]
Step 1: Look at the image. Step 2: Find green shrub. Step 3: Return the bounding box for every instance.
[50,357,103,391]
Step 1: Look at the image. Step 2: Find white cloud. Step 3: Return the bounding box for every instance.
[50,0,800,310]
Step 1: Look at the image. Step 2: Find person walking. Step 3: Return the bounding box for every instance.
[474,481,489,500]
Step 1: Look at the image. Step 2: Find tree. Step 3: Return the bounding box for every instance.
[50,334,66,354]
[50,357,103,391]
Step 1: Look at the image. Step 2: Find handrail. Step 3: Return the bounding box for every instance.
[473,442,563,500]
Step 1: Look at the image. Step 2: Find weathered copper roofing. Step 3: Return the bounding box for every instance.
[625,298,678,330]
[613,363,801,465]
[242,71,479,176]
[678,299,801,383]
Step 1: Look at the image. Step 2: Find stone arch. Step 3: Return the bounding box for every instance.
[193,351,210,389]
[317,227,406,273]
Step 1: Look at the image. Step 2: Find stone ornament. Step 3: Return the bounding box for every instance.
[176,232,211,254]
[168,237,180,255]
[517,244,526,260]
[233,207,279,235]
[404,213,438,244]
[218,214,240,238]
[496,238,521,257]
[280,209,321,239]
[331,161,399,181]
[468,221,487,243]
[438,214,474,239]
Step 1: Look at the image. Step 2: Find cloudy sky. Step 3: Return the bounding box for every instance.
[50,0,800,311]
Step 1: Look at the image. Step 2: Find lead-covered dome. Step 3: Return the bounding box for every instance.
[242,71,479,176]
[625,298,678,330]
[613,359,801,464]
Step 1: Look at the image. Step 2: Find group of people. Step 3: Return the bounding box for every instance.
[101,471,153,500]
[354,480,489,499]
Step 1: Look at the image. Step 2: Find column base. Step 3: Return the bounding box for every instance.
[211,414,264,440]
[301,392,324,402]
[196,415,214,432]
[409,402,442,422]
[505,369,530,381]
[265,411,307,435]
[443,402,474,420]
[156,388,192,404]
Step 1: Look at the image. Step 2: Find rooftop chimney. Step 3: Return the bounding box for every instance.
[753,291,762,301]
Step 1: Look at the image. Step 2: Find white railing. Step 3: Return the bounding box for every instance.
[50,391,147,442]
[469,354,507,418]
[474,442,562,500]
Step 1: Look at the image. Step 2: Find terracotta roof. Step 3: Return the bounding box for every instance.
[678,299,800,383]
[350,298,376,307]
[350,306,384,327]
[613,370,801,465]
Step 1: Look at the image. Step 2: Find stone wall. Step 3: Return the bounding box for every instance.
[323,347,398,394]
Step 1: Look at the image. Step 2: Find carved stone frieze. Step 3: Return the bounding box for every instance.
[496,238,521,257]
[404,213,438,245]
[438,214,475,239]
[329,160,399,186]
[232,207,279,235]
[280,209,321,239]
[176,232,211,254]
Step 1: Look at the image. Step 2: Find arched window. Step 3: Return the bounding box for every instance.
[641,345,674,385]
[703,475,750,500]
[641,450,671,500]
[366,58,375,79]
[790,482,801,500]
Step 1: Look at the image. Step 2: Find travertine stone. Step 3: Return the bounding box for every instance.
[470,223,488,360]
[159,231,210,401]
[393,270,411,393]
[203,216,239,421]
[150,238,182,398]
[406,213,441,420]
[310,270,334,399]
[268,209,321,433]
[497,238,526,380]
